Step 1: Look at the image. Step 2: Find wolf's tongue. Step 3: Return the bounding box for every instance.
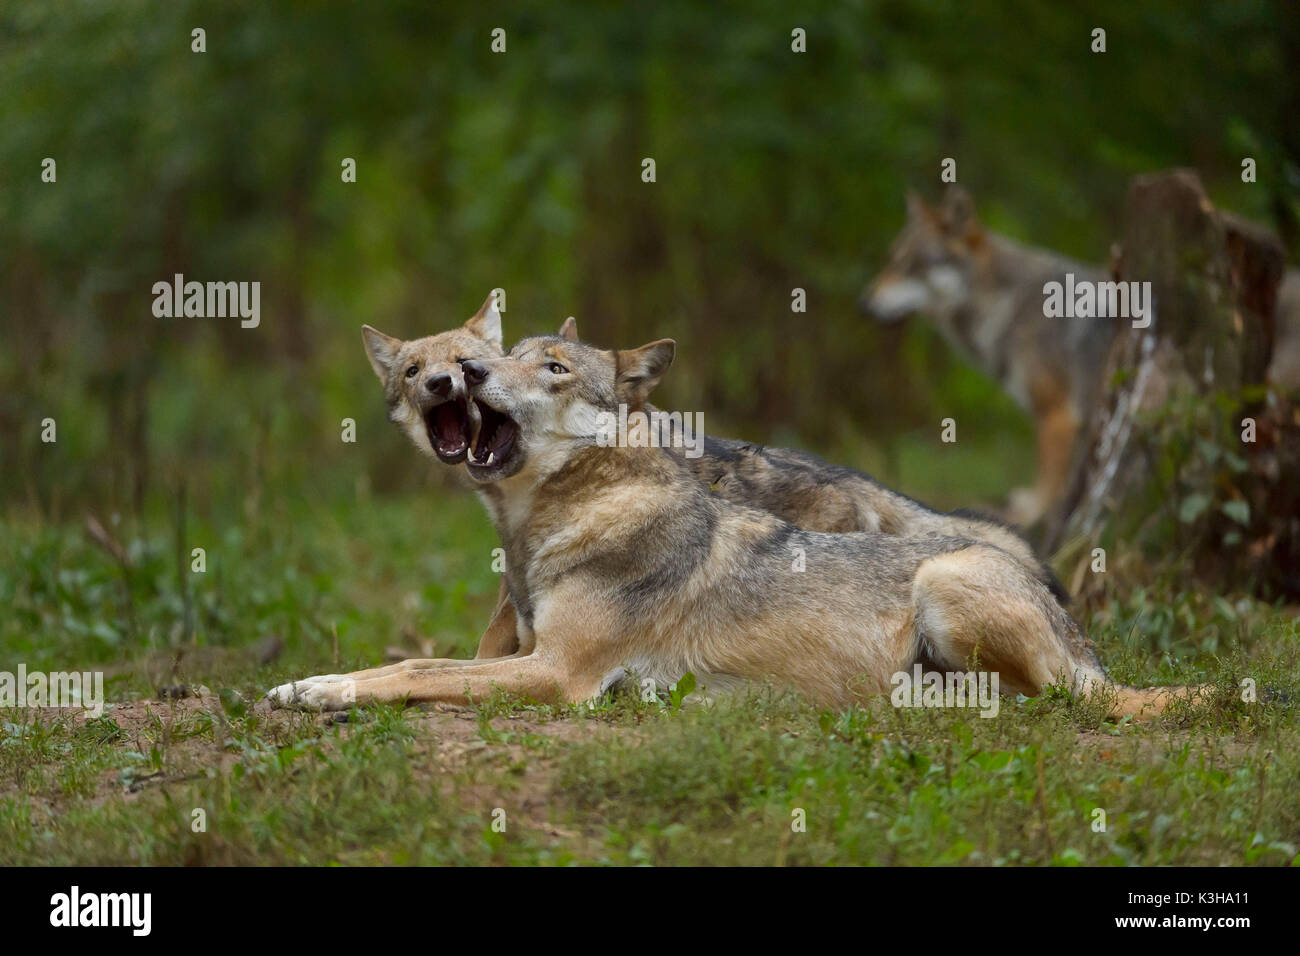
[465,399,483,450]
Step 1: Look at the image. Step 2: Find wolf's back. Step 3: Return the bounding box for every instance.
[675,435,1067,603]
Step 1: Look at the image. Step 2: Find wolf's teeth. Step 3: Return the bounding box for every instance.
[486,452,496,466]
[465,400,483,449]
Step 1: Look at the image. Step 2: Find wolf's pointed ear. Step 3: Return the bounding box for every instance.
[906,190,935,223]
[362,325,402,382]
[558,316,579,342]
[615,339,675,406]
[464,293,503,346]
[939,186,981,242]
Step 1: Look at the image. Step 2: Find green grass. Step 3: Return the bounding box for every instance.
[1,487,1297,866]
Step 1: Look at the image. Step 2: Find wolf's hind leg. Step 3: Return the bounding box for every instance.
[912,546,1099,697]
[912,547,1206,719]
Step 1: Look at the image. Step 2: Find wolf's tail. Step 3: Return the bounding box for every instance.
[1095,681,1209,720]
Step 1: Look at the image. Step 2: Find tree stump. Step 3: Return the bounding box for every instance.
[1046,169,1297,599]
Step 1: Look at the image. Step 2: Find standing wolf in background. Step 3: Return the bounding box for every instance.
[861,187,1300,525]
[859,188,1113,527]
[270,334,1197,718]
[360,306,1066,660]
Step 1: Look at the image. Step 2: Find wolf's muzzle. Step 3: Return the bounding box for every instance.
[425,371,454,398]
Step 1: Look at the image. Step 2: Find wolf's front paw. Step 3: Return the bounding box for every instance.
[266,677,356,711]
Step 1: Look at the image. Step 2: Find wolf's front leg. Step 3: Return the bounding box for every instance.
[272,650,522,689]
[266,652,585,711]
[1009,393,1078,526]
[473,577,520,658]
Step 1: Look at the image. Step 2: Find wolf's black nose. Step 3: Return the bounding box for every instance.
[461,360,488,386]
[425,372,453,397]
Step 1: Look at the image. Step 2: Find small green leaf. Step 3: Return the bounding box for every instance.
[940,840,975,863]
[1220,499,1250,526]
[669,672,696,712]
[1178,494,1210,523]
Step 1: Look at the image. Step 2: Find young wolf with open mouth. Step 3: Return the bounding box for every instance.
[359,293,519,657]
[269,333,1196,717]
[358,305,1064,661]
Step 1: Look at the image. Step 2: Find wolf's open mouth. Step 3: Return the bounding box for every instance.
[468,399,518,469]
[424,399,471,463]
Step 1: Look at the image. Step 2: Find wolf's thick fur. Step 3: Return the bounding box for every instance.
[552,321,1063,603]
[681,434,1064,601]
[270,335,1198,719]
[861,188,1113,526]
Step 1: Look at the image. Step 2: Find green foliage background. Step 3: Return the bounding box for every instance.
[2,0,1296,520]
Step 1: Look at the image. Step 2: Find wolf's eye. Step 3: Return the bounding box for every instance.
[546,362,569,375]
[405,364,419,378]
